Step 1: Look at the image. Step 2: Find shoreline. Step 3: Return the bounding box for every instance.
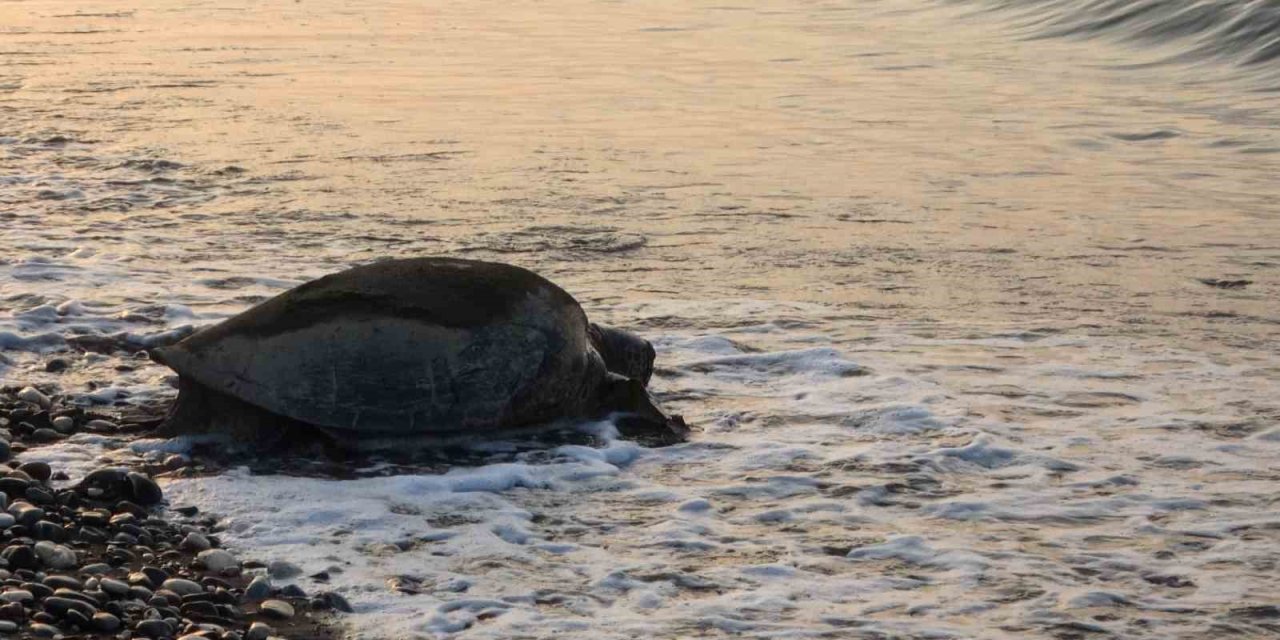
[1,388,348,640]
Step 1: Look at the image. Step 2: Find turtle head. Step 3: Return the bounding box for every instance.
[599,373,689,447]
[588,323,656,386]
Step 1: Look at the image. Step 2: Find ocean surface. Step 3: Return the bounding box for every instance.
[3,0,1279,638]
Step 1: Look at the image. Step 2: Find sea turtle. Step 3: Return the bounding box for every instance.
[151,257,688,448]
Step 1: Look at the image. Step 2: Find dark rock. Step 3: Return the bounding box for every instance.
[44,358,70,373]
[42,574,83,591]
[92,611,123,631]
[127,472,164,505]
[0,544,37,570]
[316,591,353,613]
[32,520,65,541]
[30,428,61,442]
[16,462,51,484]
[135,618,174,638]
[279,584,307,599]
[0,477,31,496]
[44,595,99,618]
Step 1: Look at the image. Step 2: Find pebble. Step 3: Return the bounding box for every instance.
[92,611,122,632]
[161,578,204,596]
[199,548,239,572]
[246,621,274,640]
[100,577,131,597]
[44,357,69,373]
[259,599,295,619]
[0,439,8,463]
[34,541,78,569]
[28,622,59,637]
[0,513,14,528]
[0,589,33,604]
[267,560,302,579]
[135,618,174,638]
[42,575,83,591]
[180,531,212,551]
[50,416,75,433]
[17,386,51,409]
[84,418,119,431]
[128,472,165,505]
[243,576,271,601]
[0,620,16,632]
[44,595,98,618]
[17,461,52,483]
[30,428,61,442]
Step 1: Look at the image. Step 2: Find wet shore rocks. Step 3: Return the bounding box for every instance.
[0,389,346,640]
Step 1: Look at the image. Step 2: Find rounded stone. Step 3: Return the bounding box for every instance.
[32,519,65,541]
[34,540,77,569]
[197,548,238,573]
[179,531,211,552]
[0,589,33,604]
[258,599,294,619]
[243,576,272,602]
[92,611,123,631]
[44,595,98,618]
[267,560,302,579]
[30,428,61,442]
[127,472,164,505]
[42,575,83,591]
[17,461,52,483]
[100,577,130,597]
[161,578,204,596]
[50,416,75,433]
[0,545,37,570]
[135,618,174,638]
[246,621,274,640]
[28,622,60,638]
[17,387,51,409]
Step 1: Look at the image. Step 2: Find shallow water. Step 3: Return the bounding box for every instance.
[3,0,1279,638]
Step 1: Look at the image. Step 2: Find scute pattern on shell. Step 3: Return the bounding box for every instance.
[154,258,605,435]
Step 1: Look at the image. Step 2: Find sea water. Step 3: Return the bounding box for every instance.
[2,0,1278,638]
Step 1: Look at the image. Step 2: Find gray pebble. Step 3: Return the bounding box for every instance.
[30,427,61,442]
[34,540,77,569]
[51,416,75,433]
[92,611,122,632]
[268,560,302,579]
[0,513,15,529]
[85,418,119,431]
[42,575,83,591]
[0,620,16,632]
[81,562,112,574]
[100,577,130,597]
[17,386,51,409]
[259,599,294,619]
[244,576,272,601]
[160,578,203,596]
[28,622,59,638]
[0,589,33,603]
[180,531,211,551]
[246,621,274,640]
[44,594,98,617]
[198,548,238,572]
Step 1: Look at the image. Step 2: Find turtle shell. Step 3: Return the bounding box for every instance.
[153,258,604,435]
